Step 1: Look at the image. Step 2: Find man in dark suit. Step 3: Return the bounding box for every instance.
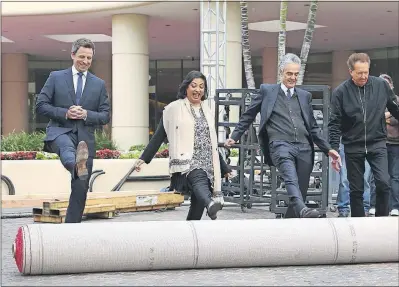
[36,38,110,223]
[225,53,341,218]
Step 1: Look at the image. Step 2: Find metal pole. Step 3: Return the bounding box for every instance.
[200,0,227,142]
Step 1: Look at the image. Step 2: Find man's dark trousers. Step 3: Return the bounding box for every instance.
[345,145,390,217]
[269,141,314,217]
[50,132,93,223]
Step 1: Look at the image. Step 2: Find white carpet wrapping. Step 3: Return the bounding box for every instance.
[17,217,398,275]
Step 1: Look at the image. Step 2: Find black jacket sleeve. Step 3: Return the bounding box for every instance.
[219,152,232,176]
[230,87,263,142]
[328,87,343,152]
[140,117,167,164]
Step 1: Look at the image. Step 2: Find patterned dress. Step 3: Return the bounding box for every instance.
[187,105,215,188]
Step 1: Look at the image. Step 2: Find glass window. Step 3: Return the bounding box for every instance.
[302,53,332,86]
[362,47,399,90]
[148,60,183,137]
[183,59,200,78]
[155,60,183,106]
[149,60,158,136]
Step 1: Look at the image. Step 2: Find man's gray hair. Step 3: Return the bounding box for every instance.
[71,38,95,55]
[279,53,301,73]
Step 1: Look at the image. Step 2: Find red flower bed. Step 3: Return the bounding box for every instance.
[1,151,37,160]
[95,149,121,159]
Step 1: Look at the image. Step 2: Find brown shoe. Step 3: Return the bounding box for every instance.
[76,141,89,180]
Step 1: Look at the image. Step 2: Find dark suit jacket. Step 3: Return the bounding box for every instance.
[35,67,110,157]
[231,84,331,166]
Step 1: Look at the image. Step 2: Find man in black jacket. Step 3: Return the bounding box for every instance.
[329,53,399,217]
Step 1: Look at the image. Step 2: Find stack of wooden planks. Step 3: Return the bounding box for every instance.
[21,191,184,223]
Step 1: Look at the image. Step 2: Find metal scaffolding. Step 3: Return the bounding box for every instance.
[200,0,227,141]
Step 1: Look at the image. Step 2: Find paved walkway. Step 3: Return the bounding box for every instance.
[2,205,398,286]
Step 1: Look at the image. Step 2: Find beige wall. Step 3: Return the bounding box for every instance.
[1,53,29,135]
[1,159,170,196]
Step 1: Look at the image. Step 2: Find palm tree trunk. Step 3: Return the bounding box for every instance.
[239,1,260,131]
[297,0,319,85]
[277,0,288,83]
[239,1,255,89]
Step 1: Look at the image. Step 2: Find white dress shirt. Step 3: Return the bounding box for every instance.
[69,66,88,120]
[72,65,87,94]
[280,83,294,97]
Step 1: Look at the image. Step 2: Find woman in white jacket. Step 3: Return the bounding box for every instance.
[134,70,231,220]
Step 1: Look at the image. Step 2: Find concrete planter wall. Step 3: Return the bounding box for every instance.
[1,159,170,196]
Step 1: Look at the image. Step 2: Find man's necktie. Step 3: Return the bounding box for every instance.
[286,89,292,98]
[76,72,83,104]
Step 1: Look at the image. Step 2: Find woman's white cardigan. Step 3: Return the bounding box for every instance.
[162,98,222,194]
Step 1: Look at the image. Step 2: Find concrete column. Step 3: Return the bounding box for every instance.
[226,1,242,123]
[112,14,149,150]
[1,54,29,135]
[262,47,278,84]
[92,59,112,136]
[332,50,354,89]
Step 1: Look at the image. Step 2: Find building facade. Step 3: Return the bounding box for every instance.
[2,1,398,150]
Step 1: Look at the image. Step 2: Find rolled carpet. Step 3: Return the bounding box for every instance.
[13,217,398,275]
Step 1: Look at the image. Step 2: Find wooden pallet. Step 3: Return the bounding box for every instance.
[33,204,117,223]
[42,192,184,210]
[32,191,184,223]
[33,203,116,217]
[33,211,117,223]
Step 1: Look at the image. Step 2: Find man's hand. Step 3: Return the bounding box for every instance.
[328,149,341,172]
[66,105,80,119]
[74,106,87,120]
[386,111,392,124]
[224,138,236,148]
[66,106,87,120]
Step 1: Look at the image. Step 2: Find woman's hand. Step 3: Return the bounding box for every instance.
[134,159,145,172]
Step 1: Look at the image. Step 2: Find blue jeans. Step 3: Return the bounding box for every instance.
[337,143,374,213]
[387,144,399,210]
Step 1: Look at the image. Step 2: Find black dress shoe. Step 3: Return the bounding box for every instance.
[207,200,222,220]
[300,207,321,218]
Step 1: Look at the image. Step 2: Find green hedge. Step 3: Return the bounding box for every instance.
[1,131,46,152]
[1,131,169,160]
[1,130,117,152]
